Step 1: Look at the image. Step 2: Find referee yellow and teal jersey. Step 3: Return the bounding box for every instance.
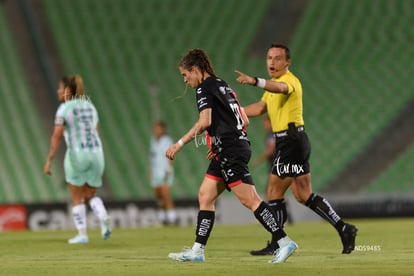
[55,98,104,187]
[261,70,304,132]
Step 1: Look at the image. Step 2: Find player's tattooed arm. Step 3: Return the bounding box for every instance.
[166,108,211,160]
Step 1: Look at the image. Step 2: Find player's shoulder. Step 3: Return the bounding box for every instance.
[161,135,173,145]
[274,71,301,91]
[56,102,66,111]
[55,102,68,117]
[76,97,98,112]
[283,70,301,83]
[205,76,220,85]
[199,76,225,90]
[85,99,98,112]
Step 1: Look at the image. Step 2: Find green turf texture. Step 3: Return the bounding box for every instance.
[1,218,413,275]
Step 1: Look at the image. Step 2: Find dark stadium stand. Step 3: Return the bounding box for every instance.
[0,3,66,203]
[369,142,414,193]
[41,0,272,199]
[288,0,414,192]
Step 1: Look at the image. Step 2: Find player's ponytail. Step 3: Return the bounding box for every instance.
[61,74,85,98]
[73,75,84,97]
[179,49,217,78]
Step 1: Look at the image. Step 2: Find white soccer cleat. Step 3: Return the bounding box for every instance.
[101,217,112,240]
[68,235,89,244]
[269,237,298,263]
[168,247,205,262]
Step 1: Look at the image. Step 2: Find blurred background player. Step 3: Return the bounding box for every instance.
[149,120,177,225]
[166,48,297,263]
[251,116,275,171]
[250,116,276,206]
[236,44,357,255]
[44,75,111,244]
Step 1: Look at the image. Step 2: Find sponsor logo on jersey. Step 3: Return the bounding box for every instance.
[197,96,208,109]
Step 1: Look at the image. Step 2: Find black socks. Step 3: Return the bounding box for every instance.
[254,201,286,244]
[268,199,288,227]
[305,193,345,232]
[195,210,215,247]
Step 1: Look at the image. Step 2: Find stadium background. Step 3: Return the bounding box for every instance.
[0,0,413,230]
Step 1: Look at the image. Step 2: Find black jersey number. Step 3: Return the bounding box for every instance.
[229,103,244,130]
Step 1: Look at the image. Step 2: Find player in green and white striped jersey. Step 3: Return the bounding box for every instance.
[44,75,111,244]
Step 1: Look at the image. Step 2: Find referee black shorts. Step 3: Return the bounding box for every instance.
[271,125,311,178]
[206,139,254,191]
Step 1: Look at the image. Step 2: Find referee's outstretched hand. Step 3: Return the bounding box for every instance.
[235,70,255,85]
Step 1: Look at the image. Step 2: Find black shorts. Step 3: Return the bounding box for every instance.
[271,127,311,177]
[206,139,254,191]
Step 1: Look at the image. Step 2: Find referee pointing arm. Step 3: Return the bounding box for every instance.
[236,44,357,255]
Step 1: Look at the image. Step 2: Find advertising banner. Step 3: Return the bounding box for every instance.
[0,205,27,231]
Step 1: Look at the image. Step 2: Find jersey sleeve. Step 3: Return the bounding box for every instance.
[278,75,295,94]
[196,83,213,112]
[90,103,99,123]
[54,104,66,126]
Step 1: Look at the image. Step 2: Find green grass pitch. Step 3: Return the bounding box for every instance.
[1,218,413,275]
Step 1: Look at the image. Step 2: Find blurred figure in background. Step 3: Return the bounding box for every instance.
[251,115,275,197]
[44,75,111,244]
[251,116,276,172]
[149,120,177,226]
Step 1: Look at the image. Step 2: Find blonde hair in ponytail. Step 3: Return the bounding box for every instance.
[61,74,85,98]
[73,75,84,97]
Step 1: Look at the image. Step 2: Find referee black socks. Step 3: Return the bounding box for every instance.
[268,199,288,227]
[305,193,345,232]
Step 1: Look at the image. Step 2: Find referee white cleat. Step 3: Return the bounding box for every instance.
[269,237,298,263]
[101,217,112,240]
[68,235,89,244]
[168,247,205,262]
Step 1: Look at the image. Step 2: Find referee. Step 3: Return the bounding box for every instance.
[235,44,357,255]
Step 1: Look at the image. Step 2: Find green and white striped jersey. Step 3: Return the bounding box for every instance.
[55,98,102,152]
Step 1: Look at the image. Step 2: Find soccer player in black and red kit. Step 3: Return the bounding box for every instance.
[166,49,297,264]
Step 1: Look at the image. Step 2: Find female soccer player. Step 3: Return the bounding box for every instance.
[44,75,111,244]
[166,49,297,263]
[149,120,177,225]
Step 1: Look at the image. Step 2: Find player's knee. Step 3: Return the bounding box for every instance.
[198,191,215,208]
[295,195,308,204]
[238,197,249,209]
[294,191,311,204]
[238,196,261,211]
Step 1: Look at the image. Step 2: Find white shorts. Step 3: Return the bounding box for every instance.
[64,150,104,187]
[151,170,174,188]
